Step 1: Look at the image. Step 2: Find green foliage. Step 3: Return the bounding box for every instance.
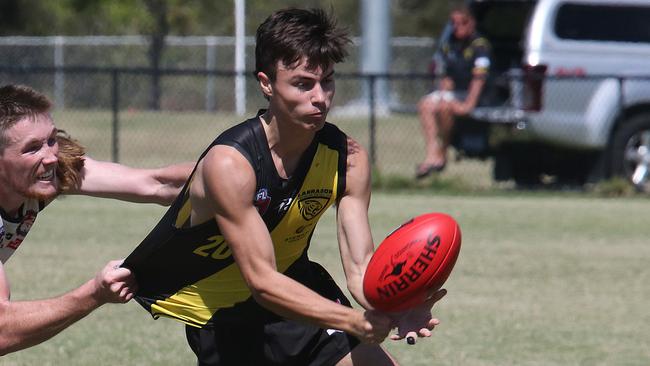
[589,176,640,198]
[246,0,359,35]
[0,0,449,37]
[0,0,68,35]
[393,0,455,37]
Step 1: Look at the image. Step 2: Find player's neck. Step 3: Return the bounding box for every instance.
[260,111,315,158]
[0,191,24,219]
[260,112,315,179]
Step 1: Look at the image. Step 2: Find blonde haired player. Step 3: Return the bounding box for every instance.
[0,84,192,354]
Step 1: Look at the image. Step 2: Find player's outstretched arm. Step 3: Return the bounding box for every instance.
[0,260,136,356]
[67,158,193,205]
[336,137,376,310]
[337,138,448,345]
[198,145,392,344]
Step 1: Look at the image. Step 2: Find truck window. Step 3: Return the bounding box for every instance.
[555,3,650,43]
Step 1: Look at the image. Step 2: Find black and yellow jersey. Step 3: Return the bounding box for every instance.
[440,32,492,91]
[124,113,348,328]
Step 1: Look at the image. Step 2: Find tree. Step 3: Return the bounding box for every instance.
[1,0,450,111]
[1,1,451,38]
[393,0,453,37]
[0,1,68,36]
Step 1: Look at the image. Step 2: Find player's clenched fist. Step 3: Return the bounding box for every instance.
[93,260,138,304]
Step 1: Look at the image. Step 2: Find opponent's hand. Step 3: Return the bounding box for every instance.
[93,259,138,304]
[390,288,447,345]
[350,309,394,344]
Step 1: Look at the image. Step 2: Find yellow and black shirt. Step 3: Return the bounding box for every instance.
[124,113,348,328]
[440,32,492,91]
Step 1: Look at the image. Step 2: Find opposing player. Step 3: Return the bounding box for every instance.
[0,84,192,354]
[124,8,446,365]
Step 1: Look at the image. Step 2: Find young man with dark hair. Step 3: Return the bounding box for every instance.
[125,8,446,365]
[0,84,192,355]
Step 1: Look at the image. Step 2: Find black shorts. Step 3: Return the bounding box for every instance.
[185,261,360,366]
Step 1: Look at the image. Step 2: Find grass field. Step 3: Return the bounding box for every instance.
[52,109,495,190]
[2,192,649,365]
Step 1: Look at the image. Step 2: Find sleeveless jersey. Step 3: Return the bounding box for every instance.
[124,114,348,328]
[440,32,491,91]
[0,199,42,264]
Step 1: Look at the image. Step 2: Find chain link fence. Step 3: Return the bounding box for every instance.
[0,36,446,180]
[2,36,649,190]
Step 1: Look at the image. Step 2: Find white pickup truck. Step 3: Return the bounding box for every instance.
[453,0,650,190]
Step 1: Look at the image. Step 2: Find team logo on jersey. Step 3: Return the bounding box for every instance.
[278,197,294,214]
[295,223,313,234]
[285,222,316,243]
[254,188,271,215]
[297,188,332,221]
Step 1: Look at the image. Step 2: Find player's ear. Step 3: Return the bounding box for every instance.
[257,72,273,99]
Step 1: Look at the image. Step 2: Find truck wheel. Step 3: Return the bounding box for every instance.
[611,113,650,191]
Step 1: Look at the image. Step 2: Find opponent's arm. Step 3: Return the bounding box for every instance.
[200,146,391,344]
[0,260,136,355]
[67,158,193,205]
[336,138,376,310]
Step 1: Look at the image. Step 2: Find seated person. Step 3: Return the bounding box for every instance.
[416,5,491,179]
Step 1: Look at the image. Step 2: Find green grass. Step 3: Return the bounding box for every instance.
[2,193,649,365]
[52,109,496,190]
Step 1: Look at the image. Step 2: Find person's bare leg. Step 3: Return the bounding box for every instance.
[435,102,456,165]
[336,344,399,366]
[417,98,446,176]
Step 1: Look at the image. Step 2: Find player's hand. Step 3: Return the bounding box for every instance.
[93,259,138,304]
[351,309,394,344]
[389,288,447,345]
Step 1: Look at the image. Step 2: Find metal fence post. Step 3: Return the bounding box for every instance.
[368,74,377,166]
[54,36,65,109]
[234,0,246,115]
[111,68,120,163]
[205,36,217,112]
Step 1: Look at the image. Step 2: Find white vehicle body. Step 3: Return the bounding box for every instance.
[455,0,650,187]
[523,0,650,150]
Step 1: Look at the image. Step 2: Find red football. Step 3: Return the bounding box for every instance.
[363,212,461,312]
